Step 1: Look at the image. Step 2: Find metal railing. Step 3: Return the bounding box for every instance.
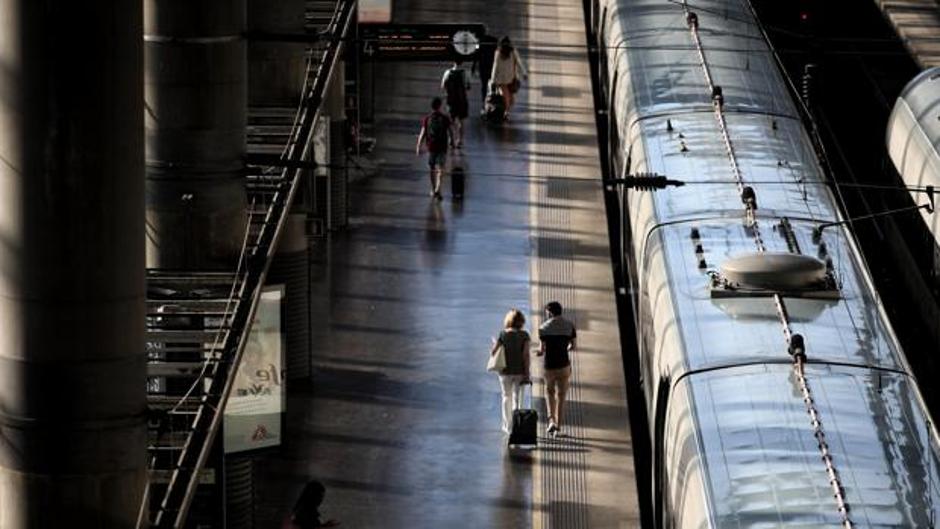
[140,1,355,526]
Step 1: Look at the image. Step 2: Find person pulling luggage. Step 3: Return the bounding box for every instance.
[489,309,531,434]
[490,36,528,121]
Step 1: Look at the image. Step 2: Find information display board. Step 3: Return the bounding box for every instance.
[360,23,487,62]
[224,286,285,454]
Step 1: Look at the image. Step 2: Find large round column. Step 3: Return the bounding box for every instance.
[145,0,249,269]
[0,0,147,526]
[249,0,307,106]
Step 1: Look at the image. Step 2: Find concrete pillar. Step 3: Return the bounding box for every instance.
[248,0,307,106]
[0,0,147,527]
[145,0,249,269]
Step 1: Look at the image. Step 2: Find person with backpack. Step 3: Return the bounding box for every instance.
[415,97,453,200]
[441,59,470,149]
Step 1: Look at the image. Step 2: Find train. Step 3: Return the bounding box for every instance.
[592,0,940,526]
[888,66,940,255]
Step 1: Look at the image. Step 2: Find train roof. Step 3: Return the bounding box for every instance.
[655,218,903,373]
[606,0,839,223]
[887,66,940,245]
[601,0,940,526]
[676,363,940,527]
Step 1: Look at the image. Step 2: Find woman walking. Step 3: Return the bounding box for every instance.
[490,309,531,434]
[490,36,528,121]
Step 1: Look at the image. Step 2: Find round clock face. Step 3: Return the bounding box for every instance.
[452,30,480,56]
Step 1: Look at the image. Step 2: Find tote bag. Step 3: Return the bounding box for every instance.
[486,343,507,372]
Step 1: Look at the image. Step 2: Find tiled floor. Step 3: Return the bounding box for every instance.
[254,0,640,526]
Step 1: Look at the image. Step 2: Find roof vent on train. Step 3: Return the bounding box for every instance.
[710,252,839,299]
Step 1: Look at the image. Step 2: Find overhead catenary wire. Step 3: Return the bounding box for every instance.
[678,1,854,526]
[344,38,909,57]
[352,167,939,197]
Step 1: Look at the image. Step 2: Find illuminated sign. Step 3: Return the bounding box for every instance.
[360,23,487,61]
[224,286,285,454]
[360,0,392,24]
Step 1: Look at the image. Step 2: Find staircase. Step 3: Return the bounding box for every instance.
[140,2,355,527]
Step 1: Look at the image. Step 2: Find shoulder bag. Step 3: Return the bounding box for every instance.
[486,341,507,372]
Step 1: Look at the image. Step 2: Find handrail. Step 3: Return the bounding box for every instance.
[143,1,356,526]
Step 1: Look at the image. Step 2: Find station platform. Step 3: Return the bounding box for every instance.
[876,0,940,68]
[253,0,640,526]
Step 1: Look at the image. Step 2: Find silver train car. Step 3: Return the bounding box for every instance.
[593,0,940,526]
[887,66,940,249]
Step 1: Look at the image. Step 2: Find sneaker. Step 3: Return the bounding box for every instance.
[434,191,443,201]
[546,422,558,436]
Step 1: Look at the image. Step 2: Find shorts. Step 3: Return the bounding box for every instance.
[427,150,447,168]
[544,365,571,393]
[448,99,469,120]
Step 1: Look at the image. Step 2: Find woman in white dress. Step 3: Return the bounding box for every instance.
[490,36,528,120]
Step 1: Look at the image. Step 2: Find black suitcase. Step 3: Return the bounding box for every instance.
[451,166,465,198]
[484,84,506,123]
[508,382,537,447]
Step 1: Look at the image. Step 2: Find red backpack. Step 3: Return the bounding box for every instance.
[425,112,449,151]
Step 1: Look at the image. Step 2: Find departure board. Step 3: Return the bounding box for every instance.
[360,23,487,61]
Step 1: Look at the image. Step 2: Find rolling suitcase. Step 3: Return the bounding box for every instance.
[485,97,505,123]
[508,381,537,447]
[451,166,465,199]
[484,82,506,123]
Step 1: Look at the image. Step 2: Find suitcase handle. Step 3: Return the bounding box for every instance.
[516,380,532,409]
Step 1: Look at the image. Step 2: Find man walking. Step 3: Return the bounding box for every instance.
[415,97,453,199]
[472,34,499,109]
[441,59,470,149]
[537,301,577,436]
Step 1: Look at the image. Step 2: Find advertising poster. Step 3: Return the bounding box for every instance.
[224,286,285,454]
